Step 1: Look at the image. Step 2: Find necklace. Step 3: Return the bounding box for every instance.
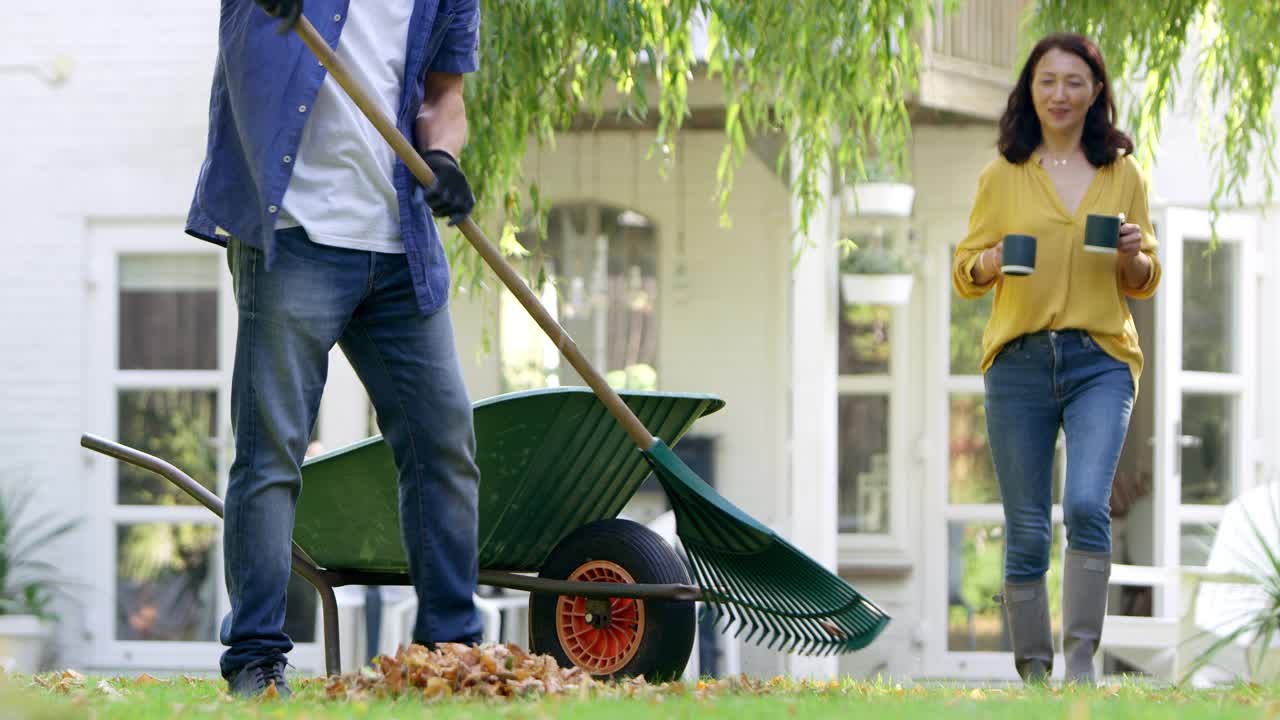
[1042,148,1072,167]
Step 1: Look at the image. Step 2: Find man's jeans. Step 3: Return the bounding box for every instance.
[984,329,1134,584]
[220,227,482,679]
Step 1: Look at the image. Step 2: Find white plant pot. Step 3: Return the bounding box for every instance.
[0,615,53,673]
[841,273,914,306]
[842,182,916,218]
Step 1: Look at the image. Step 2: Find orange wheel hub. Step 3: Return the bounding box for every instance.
[555,560,645,675]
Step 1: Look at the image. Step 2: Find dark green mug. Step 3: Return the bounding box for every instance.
[1085,214,1122,254]
[1001,234,1036,276]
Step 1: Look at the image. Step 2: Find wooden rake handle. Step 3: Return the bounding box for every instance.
[293,15,656,450]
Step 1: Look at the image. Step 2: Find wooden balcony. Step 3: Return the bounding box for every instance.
[914,0,1029,120]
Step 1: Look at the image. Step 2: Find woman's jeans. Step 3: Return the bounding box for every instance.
[219,228,483,679]
[984,329,1134,583]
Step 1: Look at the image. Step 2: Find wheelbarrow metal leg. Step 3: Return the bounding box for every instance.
[289,547,342,676]
[318,577,342,677]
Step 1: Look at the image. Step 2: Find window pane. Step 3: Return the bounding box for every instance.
[117,389,218,505]
[502,205,658,392]
[1180,394,1235,505]
[118,255,219,370]
[116,523,218,641]
[1182,239,1236,373]
[950,278,992,375]
[1181,522,1218,567]
[838,304,892,375]
[947,521,1063,652]
[838,395,890,533]
[949,394,999,504]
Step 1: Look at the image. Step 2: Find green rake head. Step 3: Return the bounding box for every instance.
[643,440,891,655]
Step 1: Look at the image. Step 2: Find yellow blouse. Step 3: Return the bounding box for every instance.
[951,152,1161,395]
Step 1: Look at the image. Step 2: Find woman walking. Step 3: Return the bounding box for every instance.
[952,32,1161,684]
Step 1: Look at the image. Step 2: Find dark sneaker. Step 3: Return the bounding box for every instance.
[227,656,292,699]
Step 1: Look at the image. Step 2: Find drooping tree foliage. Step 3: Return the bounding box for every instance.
[1033,1,1279,219]
[454,1,1276,288]
[458,0,937,286]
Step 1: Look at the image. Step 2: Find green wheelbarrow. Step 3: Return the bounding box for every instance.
[81,385,888,682]
[81,388,700,680]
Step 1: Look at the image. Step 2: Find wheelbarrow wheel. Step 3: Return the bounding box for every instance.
[529,518,695,682]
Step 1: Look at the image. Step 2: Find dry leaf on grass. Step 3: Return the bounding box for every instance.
[324,643,598,702]
[95,679,127,701]
[31,669,86,695]
[257,681,281,702]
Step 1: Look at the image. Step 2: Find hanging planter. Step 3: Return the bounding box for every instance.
[842,182,916,219]
[840,273,914,306]
[838,241,915,306]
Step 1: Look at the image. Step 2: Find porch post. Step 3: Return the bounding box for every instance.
[785,144,841,679]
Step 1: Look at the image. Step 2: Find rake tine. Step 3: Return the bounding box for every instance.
[701,548,776,643]
[700,555,765,643]
[688,549,741,629]
[734,552,822,650]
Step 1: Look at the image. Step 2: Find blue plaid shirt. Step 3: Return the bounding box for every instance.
[186,0,480,314]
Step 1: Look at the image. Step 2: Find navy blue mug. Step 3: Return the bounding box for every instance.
[1001,234,1036,276]
[1085,214,1122,254]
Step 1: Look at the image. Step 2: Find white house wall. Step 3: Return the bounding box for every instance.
[2,2,224,668]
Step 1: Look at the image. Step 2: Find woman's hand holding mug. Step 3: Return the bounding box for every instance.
[973,242,1003,283]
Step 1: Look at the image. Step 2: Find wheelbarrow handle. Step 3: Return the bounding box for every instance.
[81,433,225,517]
[292,16,657,452]
[79,433,326,572]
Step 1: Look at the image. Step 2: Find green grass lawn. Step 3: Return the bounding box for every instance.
[6,672,1280,719]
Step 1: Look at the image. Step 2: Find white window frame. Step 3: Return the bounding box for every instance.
[1149,206,1259,619]
[835,302,913,568]
[83,220,323,671]
[833,216,916,572]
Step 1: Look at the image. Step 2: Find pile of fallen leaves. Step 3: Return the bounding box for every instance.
[324,643,599,701]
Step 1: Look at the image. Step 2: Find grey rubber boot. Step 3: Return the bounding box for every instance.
[998,577,1054,684]
[1062,548,1111,684]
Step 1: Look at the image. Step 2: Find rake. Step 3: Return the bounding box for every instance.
[291,15,890,656]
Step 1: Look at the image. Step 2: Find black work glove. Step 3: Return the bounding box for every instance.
[255,0,303,33]
[420,149,475,225]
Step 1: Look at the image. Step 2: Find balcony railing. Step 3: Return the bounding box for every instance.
[916,0,1029,119]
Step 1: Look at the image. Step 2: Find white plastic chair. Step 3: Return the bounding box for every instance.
[328,585,528,668]
[1103,482,1280,684]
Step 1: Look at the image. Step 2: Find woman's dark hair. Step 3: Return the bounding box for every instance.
[997,32,1133,167]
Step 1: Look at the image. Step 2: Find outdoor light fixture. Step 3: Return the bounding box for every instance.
[0,55,74,86]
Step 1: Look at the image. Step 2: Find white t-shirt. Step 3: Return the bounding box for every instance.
[277,2,414,254]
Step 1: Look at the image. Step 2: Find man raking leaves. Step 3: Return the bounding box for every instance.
[185,0,484,698]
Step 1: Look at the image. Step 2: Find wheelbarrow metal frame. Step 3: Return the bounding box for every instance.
[80,433,702,676]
